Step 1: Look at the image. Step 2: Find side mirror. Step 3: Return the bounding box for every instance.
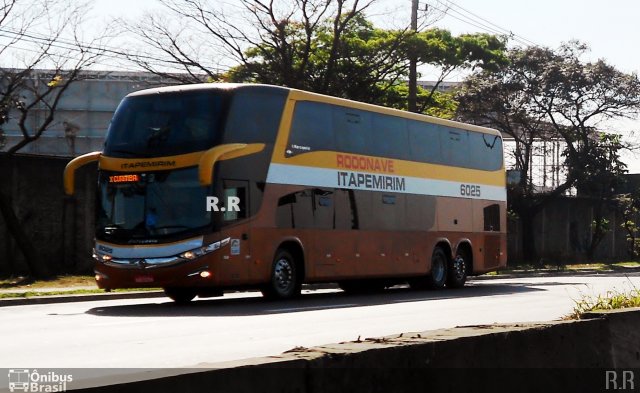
[198,143,265,186]
[63,151,101,195]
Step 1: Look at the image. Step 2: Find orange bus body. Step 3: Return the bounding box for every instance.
[65,83,506,301]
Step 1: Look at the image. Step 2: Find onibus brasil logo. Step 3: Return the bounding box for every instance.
[8,369,72,392]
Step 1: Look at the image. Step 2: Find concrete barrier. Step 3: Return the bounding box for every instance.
[69,308,640,393]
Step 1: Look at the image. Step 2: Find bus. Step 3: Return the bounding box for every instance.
[64,83,506,303]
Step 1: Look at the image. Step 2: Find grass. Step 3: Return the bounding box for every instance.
[569,288,640,319]
[0,275,95,289]
[0,287,161,299]
[0,275,161,298]
[493,261,640,274]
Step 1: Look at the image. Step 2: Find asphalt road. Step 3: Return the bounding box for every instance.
[2,273,639,369]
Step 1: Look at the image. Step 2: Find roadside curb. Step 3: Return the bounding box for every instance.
[0,290,166,307]
[471,267,640,280]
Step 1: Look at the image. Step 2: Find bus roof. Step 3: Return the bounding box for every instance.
[127,83,501,137]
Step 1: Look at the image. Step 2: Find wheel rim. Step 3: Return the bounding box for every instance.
[432,254,446,283]
[453,255,466,281]
[274,257,294,292]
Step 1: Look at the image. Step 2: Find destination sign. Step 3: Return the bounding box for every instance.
[109,174,140,183]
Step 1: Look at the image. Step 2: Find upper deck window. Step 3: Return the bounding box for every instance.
[104,91,227,157]
[287,100,503,171]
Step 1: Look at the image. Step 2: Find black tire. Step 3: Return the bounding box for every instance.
[427,247,448,289]
[447,248,469,288]
[408,247,448,290]
[262,249,301,299]
[164,287,196,303]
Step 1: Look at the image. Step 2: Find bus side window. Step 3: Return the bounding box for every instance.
[276,190,314,228]
[371,113,409,160]
[483,204,500,231]
[287,101,333,156]
[333,108,370,155]
[440,128,469,168]
[408,120,442,164]
[222,180,248,221]
[313,188,334,229]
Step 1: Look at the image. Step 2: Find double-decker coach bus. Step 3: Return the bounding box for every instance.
[64,83,506,303]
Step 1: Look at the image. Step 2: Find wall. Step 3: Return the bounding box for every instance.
[508,196,633,263]
[64,308,640,393]
[0,154,96,276]
[1,71,171,157]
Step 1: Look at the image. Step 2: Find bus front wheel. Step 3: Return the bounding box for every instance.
[164,287,196,303]
[262,249,301,300]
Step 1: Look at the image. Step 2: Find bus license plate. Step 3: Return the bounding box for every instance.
[135,275,154,283]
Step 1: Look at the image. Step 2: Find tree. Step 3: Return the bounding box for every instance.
[457,42,640,261]
[410,29,507,113]
[576,133,628,259]
[121,0,379,86]
[120,0,506,116]
[617,191,640,258]
[229,12,412,104]
[0,0,105,278]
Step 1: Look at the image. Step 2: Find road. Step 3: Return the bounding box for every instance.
[1,272,639,369]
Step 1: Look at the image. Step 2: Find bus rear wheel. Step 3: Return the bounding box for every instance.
[427,247,448,289]
[447,248,469,288]
[408,246,448,290]
[164,287,196,303]
[262,249,301,300]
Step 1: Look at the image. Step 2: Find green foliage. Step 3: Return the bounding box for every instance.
[226,13,408,104]
[458,43,640,195]
[412,29,508,72]
[590,218,611,235]
[457,41,640,261]
[571,288,640,319]
[226,12,505,117]
[616,193,640,257]
[574,133,628,197]
[376,83,458,118]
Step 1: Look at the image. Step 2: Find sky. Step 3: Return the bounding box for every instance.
[89,0,640,77]
[21,0,640,170]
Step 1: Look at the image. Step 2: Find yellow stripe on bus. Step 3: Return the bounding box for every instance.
[271,151,505,186]
[99,151,204,172]
[100,144,267,173]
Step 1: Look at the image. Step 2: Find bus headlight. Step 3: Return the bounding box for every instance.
[180,237,231,260]
[180,250,202,260]
[93,249,113,262]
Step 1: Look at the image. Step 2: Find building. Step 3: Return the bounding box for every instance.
[1,70,172,157]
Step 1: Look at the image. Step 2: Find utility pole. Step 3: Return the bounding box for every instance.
[408,0,418,112]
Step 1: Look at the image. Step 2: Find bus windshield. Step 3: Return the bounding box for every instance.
[104,91,227,157]
[96,167,211,242]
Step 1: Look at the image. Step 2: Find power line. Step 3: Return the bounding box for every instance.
[0,42,183,74]
[425,0,538,47]
[440,0,540,46]
[425,2,505,36]
[0,26,232,73]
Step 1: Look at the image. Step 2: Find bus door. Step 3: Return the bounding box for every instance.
[217,179,252,283]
